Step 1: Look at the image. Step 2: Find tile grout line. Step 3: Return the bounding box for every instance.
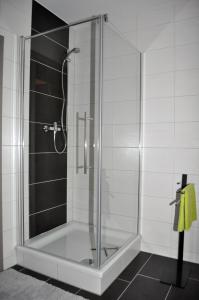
[117,277,130,283]
[137,273,159,281]
[29,177,67,186]
[29,89,64,101]
[116,254,153,300]
[32,27,68,50]
[31,58,67,75]
[75,288,81,295]
[164,285,172,300]
[29,203,66,216]
[189,277,199,282]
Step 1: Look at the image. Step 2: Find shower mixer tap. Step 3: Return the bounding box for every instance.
[43,122,62,133]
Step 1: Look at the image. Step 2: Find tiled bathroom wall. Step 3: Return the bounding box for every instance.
[0,34,4,271]
[0,0,32,269]
[140,0,199,263]
[29,1,68,238]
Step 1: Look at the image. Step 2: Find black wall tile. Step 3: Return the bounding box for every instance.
[29,204,66,238]
[31,30,68,70]
[30,60,67,98]
[29,153,67,184]
[29,92,66,124]
[32,1,68,47]
[30,179,66,214]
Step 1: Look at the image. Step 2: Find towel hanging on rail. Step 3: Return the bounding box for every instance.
[178,183,197,232]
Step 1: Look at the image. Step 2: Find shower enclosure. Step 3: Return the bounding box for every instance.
[17,15,141,295]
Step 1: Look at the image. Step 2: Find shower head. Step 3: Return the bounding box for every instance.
[67,47,80,57]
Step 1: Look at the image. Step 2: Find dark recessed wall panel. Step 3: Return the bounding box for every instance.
[29,92,66,124]
[30,60,67,98]
[31,29,68,70]
[29,123,66,153]
[32,1,68,48]
[30,179,66,214]
[29,153,67,184]
[29,1,68,238]
[29,205,66,238]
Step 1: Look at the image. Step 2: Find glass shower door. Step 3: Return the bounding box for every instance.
[66,19,102,267]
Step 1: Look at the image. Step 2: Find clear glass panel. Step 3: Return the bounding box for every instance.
[100,22,141,266]
[23,20,102,268]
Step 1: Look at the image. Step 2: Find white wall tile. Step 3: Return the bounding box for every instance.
[104,54,138,80]
[142,220,171,248]
[142,196,172,223]
[102,102,113,125]
[143,123,174,147]
[143,98,174,123]
[103,77,137,102]
[110,170,139,195]
[113,124,140,147]
[102,148,113,170]
[175,69,199,96]
[112,148,139,171]
[102,192,138,218]
[102,125,113,147]
[3,229,16,258]
[2,201,16,231]
[142,172,173,198]
[145,47,174,75]
[175,43,199,70]
[175,17,199,45]
[175,95,199,122]
[143,148,174,173]
[175,122,199,148]
[174,149,199,174]
[113,101,140,124]
[145,72,174,99]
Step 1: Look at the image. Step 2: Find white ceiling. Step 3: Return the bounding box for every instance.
[37,0,189,51]
[37,0,170,33]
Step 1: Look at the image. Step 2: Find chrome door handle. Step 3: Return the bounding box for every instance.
[76,112,91,174]
[83,112,87,174]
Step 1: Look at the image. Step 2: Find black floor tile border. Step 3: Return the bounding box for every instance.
[47,278,79,294]
[20,268,49,282]
[11,252,199,300]
[119,274,170,300]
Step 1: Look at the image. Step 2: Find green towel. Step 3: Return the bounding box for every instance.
[178,183,197,232]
